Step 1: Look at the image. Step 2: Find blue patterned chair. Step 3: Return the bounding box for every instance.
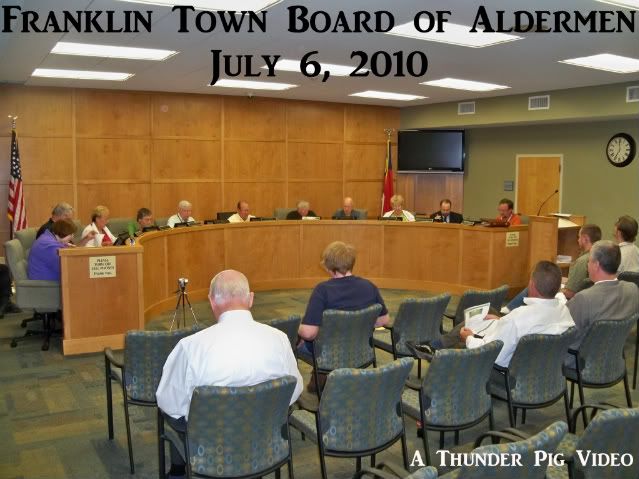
[556,405,639,478]
[563,316,636,427]
[444,285,509,329]
[104,328,197,474]
[402,341,503,466]
[299,304,382,398]
[159,376,297,479]
[353,461,438,478]
[374,295,450,378]
[490,328,576,427]
[617,271,639,388]
[290,358,414,479]
[265,315,301,354]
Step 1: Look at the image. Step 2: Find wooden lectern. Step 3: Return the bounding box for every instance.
[527,214,586,271]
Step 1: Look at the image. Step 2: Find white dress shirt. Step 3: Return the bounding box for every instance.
[167,213,195,228]
[81,223,116,247]
[465,297,575,368]
[619,242,639,273]
[156,310,303,419]
[227,213,255,223]
[383,210,415,222]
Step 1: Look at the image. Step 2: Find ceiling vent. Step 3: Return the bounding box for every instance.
[627,86,639,103]
[458,101,476,115]
[528,95,550,110]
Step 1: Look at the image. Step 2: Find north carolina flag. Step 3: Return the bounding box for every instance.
[381,137,393,214]
[7,129,27,232]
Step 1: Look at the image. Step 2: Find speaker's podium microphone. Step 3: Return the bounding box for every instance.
[537,189,559,216]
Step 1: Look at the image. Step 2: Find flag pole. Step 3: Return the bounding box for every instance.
[7,115,18,239]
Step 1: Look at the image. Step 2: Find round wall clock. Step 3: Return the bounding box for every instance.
[606,133,636,167]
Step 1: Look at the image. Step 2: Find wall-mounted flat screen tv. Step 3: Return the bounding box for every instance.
[398,129,465,172]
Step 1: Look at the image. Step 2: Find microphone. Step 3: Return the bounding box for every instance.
[537,189,559,216]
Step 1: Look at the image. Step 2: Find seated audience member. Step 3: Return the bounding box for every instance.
[0,264,20,317]
[227,200,255,223]
[156,269,303,478]
[496,198,522,226]
[82,206,116,247]
[614,215,639,273]
[436,261,575,368]
[567,240,639,359]
[503,224,602,312]
[36,202,73,239]
[383,195,415,222]
[430,199,463,223]
[167,200,195,228]
[28,219,77,281]
[128,208,154,235]
[286,200,317,220]
[333,197,362,219]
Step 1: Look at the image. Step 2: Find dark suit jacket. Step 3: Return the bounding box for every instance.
[286,210,317,220]
[332,209,362,220]
[430,210,463,224]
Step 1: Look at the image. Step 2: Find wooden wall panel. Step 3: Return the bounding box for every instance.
[288,143,343,180]
[152,94,222,138]
[287,101,344,142]
[344,105,399,143]
[224,141,285,180]
[77,183,151,222]
[0,86,72,137]
[152,139,221,179]
[77,139,150,181]
[151,182,222,219]
[345,181,382,218]
[19,138,73,182]
[224,97,285,141]
[344,144,397,180]
[288,181,343,218]
[24,185,75,229]
[75,90,151,137]
[223,182,286,217]
[397,173,464,215]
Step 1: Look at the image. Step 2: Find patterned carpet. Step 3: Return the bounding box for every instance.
[1,288,637,479]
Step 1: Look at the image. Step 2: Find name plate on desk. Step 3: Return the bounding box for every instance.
[89,256,117,278]
[505,232,520,247]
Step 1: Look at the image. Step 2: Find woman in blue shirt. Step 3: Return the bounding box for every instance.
[28,219,78,281]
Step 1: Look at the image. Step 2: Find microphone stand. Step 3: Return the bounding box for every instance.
[537,189,559,216]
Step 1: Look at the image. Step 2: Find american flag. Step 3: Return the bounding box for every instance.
[7,129,27,232]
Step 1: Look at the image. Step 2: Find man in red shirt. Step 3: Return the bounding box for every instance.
[496,198,522,226]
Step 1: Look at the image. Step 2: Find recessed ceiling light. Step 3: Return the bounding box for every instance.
[421,78,510,91]
[595,0,639,9]
[116,0,281,10]
[210,79,297,90]
[262,59,366,76]
[386,21,522,48]
[51,42,177,61]
[349,91,426,101]
[32,68,133,81]
[559,53,639,73]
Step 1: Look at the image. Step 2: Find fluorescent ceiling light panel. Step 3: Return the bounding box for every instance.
[422,78,510,91]
[559,53,639,73]
[116,0,280,10]
[51,42,177,61]
[387,22,522,48]
[210,79,297,90]
[349,91,426,101]
[32,68,133,81]
[595,0,639,9]
[263,59,366,76]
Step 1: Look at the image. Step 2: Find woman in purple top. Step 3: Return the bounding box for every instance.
[28,219,77,281]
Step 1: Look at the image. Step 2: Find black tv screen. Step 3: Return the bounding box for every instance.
[398,129,465,172]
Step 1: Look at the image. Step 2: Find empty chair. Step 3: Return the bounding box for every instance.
[274,208,296,220]
[490,328,576,427]
[216,211,235,221]
[617,271,639,388]
[159,376,297,479]
[444,285,509,329]
[105,328,196,474]
[374,295,450,377]
[290,358,414,479]
[402,341,503,466]
[264,315,301,353]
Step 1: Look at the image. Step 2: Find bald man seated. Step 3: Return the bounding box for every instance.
[333,197,363,220]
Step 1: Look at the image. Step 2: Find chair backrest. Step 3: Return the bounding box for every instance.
[576,316,637,384]
[575,407,639,478]
[5,238,28,281]
[507,327,576,404]
[273,207,296,220]
[155,217,169,228]
[318,357,413,452]
[124,328,197,402]
[106,217,133,237]
[454,421,567,478]
[453,285,509,326]
[217,211,235,221]
[314,304,382,371]
[265,315,301,352]
[618,271,639,289]
[421,341,503,426]
[355,208,368,219]
[187,376,297,477]
[391,294,451,355]
[14,227,37,257]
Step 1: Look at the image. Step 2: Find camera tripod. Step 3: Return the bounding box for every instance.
[169,287,199,331]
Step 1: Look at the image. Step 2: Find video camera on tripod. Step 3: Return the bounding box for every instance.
[170,277,198,330]
[177,277,189,292]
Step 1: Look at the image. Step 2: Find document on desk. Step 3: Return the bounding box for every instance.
[464,303,493,331]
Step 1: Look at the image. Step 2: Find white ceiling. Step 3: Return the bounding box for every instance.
[1,0,638,106]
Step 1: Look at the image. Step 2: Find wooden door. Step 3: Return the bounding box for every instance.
[516,155,562,216]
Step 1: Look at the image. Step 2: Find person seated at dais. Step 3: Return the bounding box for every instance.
[28,219,78,281]
[383,194,415,222]
[496,198,521,226]
[430,199,463,224]
[82,205,116,247]
[167,200,195,228]
[286,200,317,220]
[128,207,154,236]
[333,197,363,220]
[227,200,255,223]
[37,202,74,239]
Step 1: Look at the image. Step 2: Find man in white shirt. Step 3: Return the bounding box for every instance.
[615,215,639,273]
[227,200,255,223]
[457,261,575,368]
[166,200,195,228]
[156,269,303,477]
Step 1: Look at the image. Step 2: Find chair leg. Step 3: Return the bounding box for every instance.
[157,409,166,479]
[624,372,633,407]
[41,313,51,351]
[318,445,328,479]
[422,428,431,467]
[439,431,444,449]
[288,459,294,479]
[370,454,376,467]
[275,469,281,479]
[401,432,409,469]
[105,358,114,440]
[521,409,527,425]
[507,401,515,428]
[121,388,135,474]
[563,390,571,426]
[356,457,361,472]
[577,380,587,428]
[569,382,575,408]
[488,409,495,431]
[454,430,460,446]
[513,408,518,427]
[418,359,422,379]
